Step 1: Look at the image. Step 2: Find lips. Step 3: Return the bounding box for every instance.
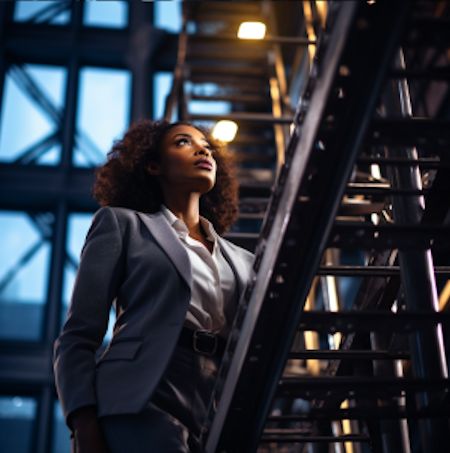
[194,159,213,170]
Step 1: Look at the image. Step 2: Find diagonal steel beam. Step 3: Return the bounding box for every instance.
[203,1,410,451]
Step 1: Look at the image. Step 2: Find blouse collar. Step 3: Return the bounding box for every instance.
[160,204,218,245]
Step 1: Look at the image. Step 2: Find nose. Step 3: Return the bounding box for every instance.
[194,142,211,157]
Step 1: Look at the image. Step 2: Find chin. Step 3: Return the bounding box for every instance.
[195,178,215,194]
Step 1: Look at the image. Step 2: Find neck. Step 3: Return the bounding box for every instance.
[162,191,202,234]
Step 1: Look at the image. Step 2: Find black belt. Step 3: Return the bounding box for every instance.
[177,326,227,358]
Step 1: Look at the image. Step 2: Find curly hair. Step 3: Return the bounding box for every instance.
[93,119,239,235]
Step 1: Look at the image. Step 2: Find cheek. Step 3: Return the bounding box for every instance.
[160,153,188,177]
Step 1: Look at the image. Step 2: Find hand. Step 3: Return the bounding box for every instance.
[70,407,109,453]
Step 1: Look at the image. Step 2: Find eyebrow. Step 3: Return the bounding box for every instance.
[173,133,210,144]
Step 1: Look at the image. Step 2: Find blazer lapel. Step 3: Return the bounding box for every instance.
[136,211,192,290]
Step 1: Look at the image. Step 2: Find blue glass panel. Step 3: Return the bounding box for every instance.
[153,72,173,120]
[0,211,52,340]
[0,64,66,165]
[52,401,71,453]
[154,0,182,33]
[0,396,37,452]
[14,1,71,25]
[84,0,128,29]
[188,100,231,115]
[188,82,222,96]
[62,213,114,343]
[74,67,131,167]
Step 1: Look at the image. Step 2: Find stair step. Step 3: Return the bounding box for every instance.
[189,33,313,46]
[190,94,269,105]
[187,49,268,62]
[356,156,445,169]
[261,433,370,444]
[366,118,450,148]
[297,311,450,333]
[231,134,274,145]
[267,404,450,421]
[318,265,450,276]
[277,377,450,397]
[329,222,450,250]
[189,73,268,86]
[288,349,409,360]
[345,182,430,196]
[187,44,268,61]
[337,198,384,216]
[188,64,267,77]
[188,112,293,124]
[188,34,265,44]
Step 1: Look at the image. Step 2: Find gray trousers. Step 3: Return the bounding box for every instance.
[100,345,220,453]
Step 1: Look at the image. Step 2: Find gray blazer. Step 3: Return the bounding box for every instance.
[53,206,254,423]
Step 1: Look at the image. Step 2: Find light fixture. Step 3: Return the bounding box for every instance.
[237,21,266,40]
[212,120,238,142]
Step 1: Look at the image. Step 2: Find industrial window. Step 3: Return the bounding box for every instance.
[0,396,37,452]
[83,0,129,29]
[188,101,231,115]
[0,64,67,165]
[188,81,231,116]
[154,0,182,33]
[153,71,173,120]
[153,73,228,122]
[62,213,114,343]
[74,67,131,167]
[187,81,231,115]
[0,210,52,341]
[52,401,70,453]
[14,1,71,25]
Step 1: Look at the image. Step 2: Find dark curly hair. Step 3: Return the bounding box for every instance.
[93,119,239,235]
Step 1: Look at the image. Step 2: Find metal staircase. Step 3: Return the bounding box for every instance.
[163,0,303,248]
[166,1,450,452]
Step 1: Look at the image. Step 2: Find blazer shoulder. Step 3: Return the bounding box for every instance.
[93,206,146,224]
[97,206,138,218]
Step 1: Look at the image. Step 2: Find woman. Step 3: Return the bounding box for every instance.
[53,120,254,452]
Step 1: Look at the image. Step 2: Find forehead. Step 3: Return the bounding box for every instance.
[164,125,208,142]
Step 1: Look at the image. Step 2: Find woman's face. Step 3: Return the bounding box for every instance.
[149,124,217,194]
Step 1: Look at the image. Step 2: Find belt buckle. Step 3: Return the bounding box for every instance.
[193,330,217,356]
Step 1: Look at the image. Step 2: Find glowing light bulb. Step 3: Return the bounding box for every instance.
[212,120,238,142]
[237,21,266,40]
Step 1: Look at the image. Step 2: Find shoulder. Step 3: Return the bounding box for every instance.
[93,206,152,224]
[90,206,155,237]
[94,206,138,218]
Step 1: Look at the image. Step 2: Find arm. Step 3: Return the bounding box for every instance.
[53,206,124,426]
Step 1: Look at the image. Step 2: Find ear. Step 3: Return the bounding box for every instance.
[146,161,161,176]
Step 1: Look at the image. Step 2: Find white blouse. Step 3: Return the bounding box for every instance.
[160,205,237,337]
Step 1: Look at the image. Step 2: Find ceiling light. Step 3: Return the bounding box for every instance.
[237,21,266,40]
[212,120,238,142]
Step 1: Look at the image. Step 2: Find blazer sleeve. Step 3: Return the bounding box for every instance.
[53,206,125,424]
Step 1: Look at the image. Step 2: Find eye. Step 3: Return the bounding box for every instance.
[175,138,190,146]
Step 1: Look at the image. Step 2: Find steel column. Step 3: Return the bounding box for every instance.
[128,0,154,122]
[384,50,449,452]
[370,332,409,453]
